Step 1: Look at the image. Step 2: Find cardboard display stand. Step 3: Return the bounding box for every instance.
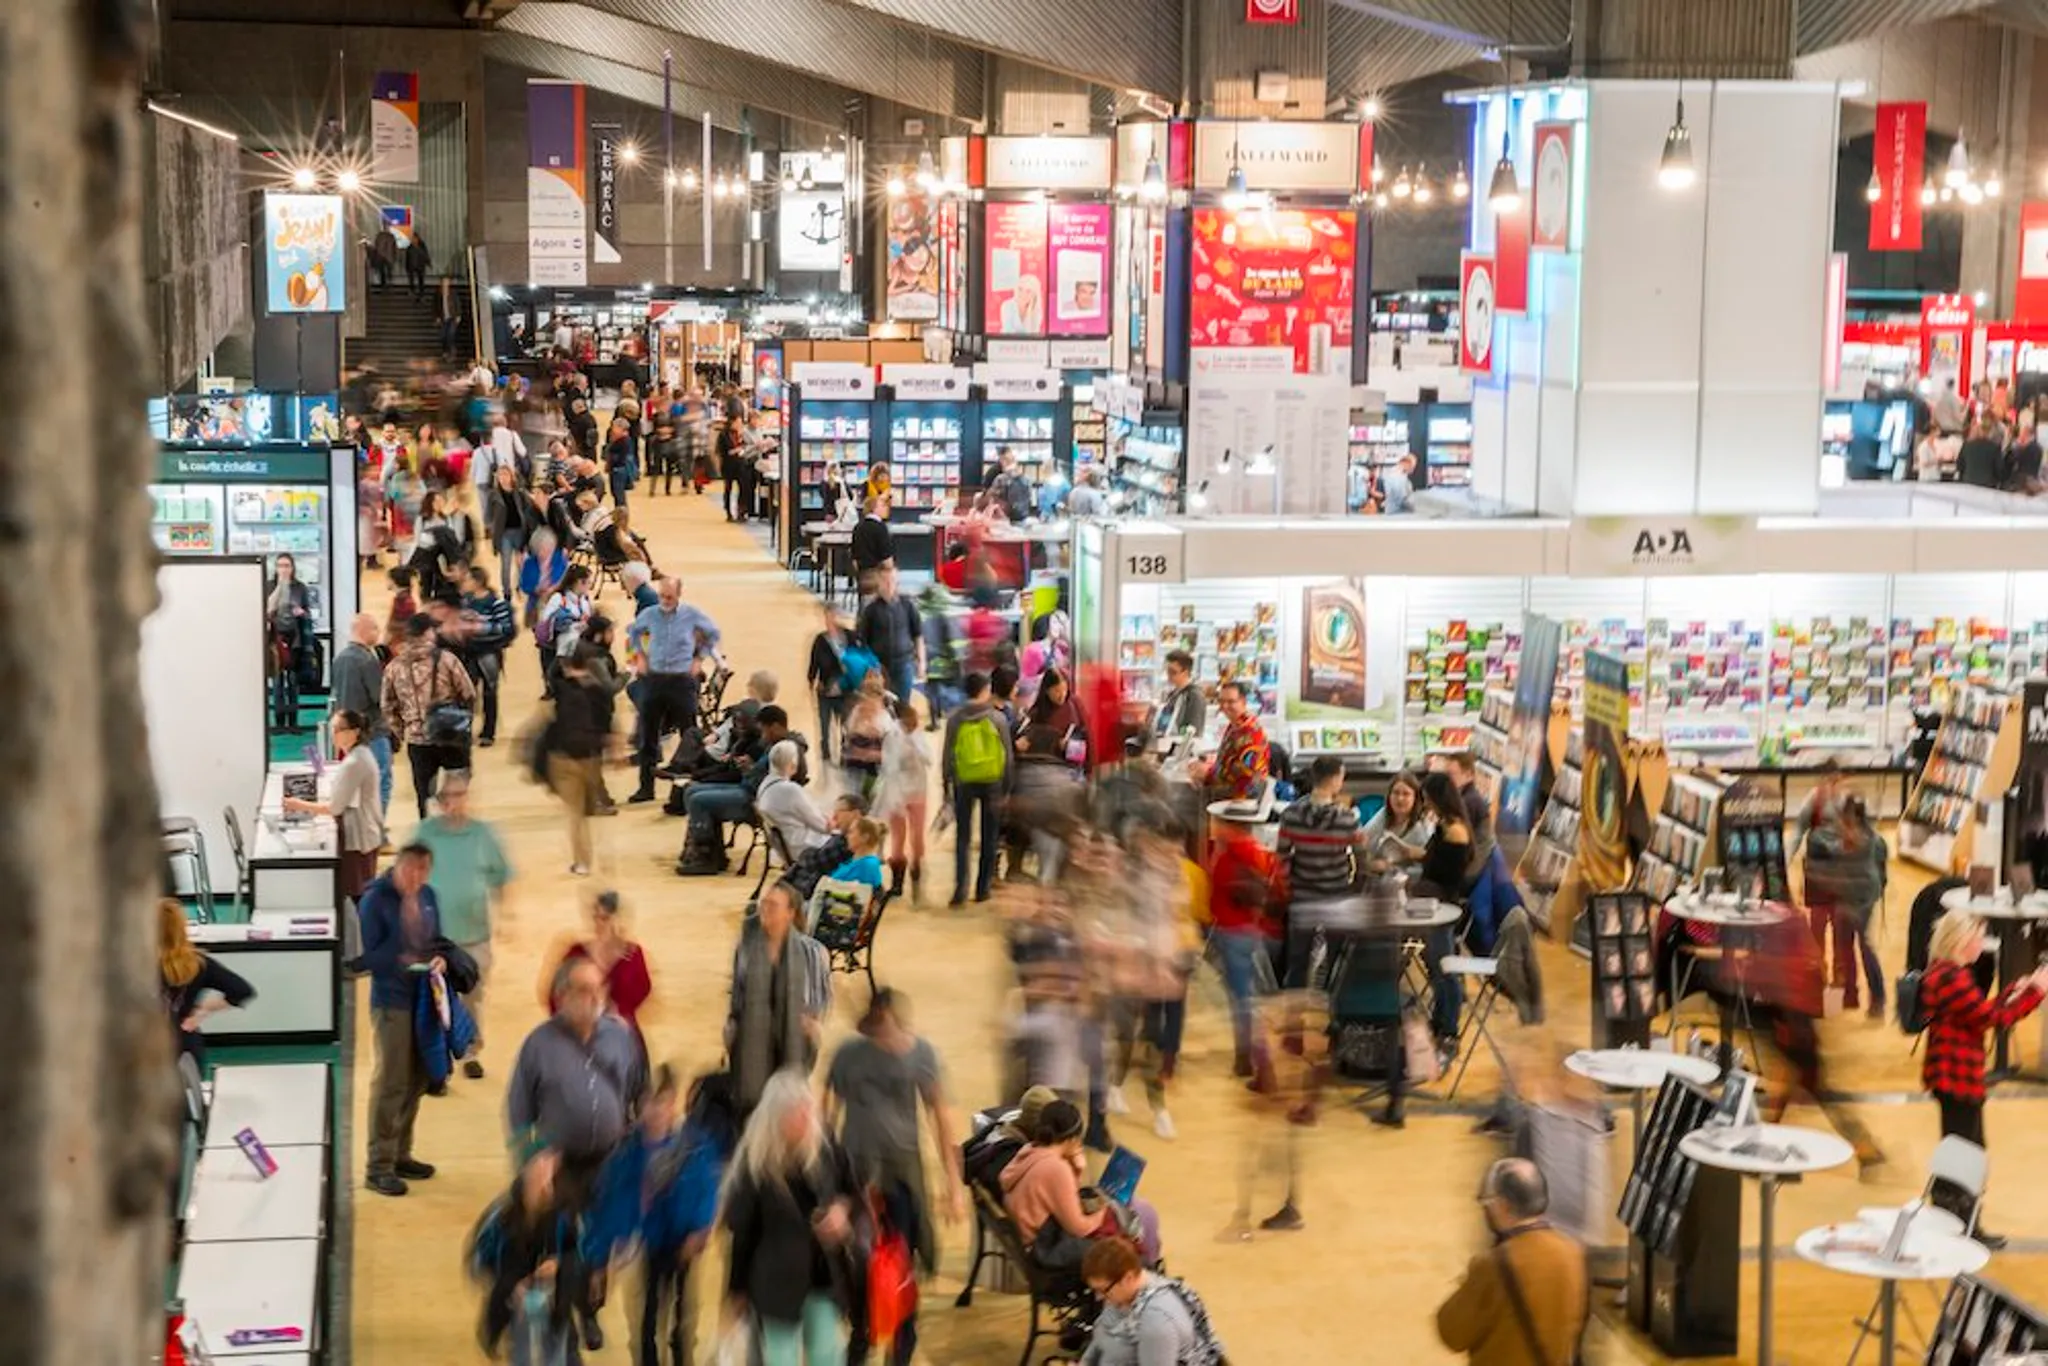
[1586,891,1658,1048]
[1632,764,1731,902]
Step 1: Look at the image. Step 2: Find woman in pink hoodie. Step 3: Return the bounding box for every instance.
[999,1100,1160,1268]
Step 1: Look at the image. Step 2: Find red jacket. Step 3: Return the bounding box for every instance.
[1921,959,2044,1104]
[1207,826,1283,936]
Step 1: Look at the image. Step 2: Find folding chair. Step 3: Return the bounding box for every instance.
[162,817,215,924]
[1844,1137,1986,1366]
[219,806,255,921]
[1439,954,1507,1100]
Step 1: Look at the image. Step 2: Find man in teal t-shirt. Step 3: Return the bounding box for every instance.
[414,772,513,1080]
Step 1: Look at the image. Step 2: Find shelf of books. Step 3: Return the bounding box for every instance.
[792,407,873,518]
[1899,684,2020,874]
[1517,729,1584,933]
[885,410,965,512]
[1401,619,1516,757]
[1469,689,1515,811]
[1117,598,1283,730]
[1070,391,1106,470]
[1631,771,1731,903]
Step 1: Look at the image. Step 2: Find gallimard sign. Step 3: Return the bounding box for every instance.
[984,136,1114,191]
[1194,122,1359,193]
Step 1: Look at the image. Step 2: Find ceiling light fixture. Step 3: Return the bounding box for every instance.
[1945,132,1972,190]
[290,166,317,190]
[781,163,798,193]
[1452,163,1471,200]
[618,141,640,165]
[1140,152,1166,201]
[1222,145,1250,212]
[1657,71,1695,191]
[1413,164,1435,203]
[886,171,907,198]
[681,167,699,192]
[1920,176,1938,206]
[799,161,817,191]
[1360,95,1383,122]
[1985,164,2004,198]
[1865,165,1882,204]
[1489,0,1523,212]
[335,168,361,193]
[914,147,939,191]
[1392,164,1413,200]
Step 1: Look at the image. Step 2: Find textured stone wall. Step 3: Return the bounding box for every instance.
[147,114,246,390]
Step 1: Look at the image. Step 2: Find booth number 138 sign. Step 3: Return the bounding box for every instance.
[1120,536,1183,583]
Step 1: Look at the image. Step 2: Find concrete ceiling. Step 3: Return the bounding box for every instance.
[822,0,1183,97]
[484,31,759,131]
[496,3,859,133]
[1332,0,1569,51]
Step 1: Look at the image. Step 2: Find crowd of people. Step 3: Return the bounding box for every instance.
[169,352,2048,1366]
[1904,374,2048,489]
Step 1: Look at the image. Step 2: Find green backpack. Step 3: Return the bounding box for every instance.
[952,715,1008,785]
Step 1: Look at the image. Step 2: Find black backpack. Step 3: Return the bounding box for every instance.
[1896,969,1930,1034]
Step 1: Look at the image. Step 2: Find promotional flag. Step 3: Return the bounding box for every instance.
[1531,122,1574,252]
[1496,192,1531,315]
[1870,102,1926,252]
[527,80,587,286]
[370,71,418,183]
[1459,253,1495,374]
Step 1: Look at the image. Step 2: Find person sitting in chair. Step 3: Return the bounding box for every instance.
[675,706,804,877]
[999,1100,1160,1270]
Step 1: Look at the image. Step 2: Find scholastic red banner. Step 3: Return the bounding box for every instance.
[1460,253,1496,375]
[1495,192,1531,316]
[1246,0,1299,22]
[1870,101,1926,252]
[2016,202,2048,322]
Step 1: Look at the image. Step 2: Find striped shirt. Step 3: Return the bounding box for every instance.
[1277,796,1361,899]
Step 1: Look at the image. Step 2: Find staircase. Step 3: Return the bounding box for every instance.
[350,277,455,373]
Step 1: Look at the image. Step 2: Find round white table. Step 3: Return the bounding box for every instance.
[1680,1123,1856,1366]
[1663,896,1796,1072]
[1565,1048,1722,1140]
[1795,1218,1990,1366]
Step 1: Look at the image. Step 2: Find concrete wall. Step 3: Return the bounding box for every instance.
[145,113,246,389]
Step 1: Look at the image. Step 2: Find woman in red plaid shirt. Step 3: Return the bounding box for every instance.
[1921,910,2048,1245]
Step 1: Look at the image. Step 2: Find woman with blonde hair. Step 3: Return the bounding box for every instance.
[721,1070,859,1366]
[1920,909,2048,1244]
[159,899,255,1061]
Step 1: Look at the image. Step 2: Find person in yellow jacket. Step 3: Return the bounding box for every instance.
[1436,1158,1589,1366]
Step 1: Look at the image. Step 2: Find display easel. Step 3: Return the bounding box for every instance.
[1618,1075,1740,1357]
[1901,685,2021,874]
[1586,891,1658,1048]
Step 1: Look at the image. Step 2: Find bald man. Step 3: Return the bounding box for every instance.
[1436,1158,1589,1365]
[332,612,394,810]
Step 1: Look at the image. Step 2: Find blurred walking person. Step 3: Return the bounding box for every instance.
[1436,1158,1589,1366]
[545,648,613,878]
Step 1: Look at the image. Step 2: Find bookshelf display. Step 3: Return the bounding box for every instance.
[1402,619,1516,756]
[981,409,1058,477]
[1470,689,1515,810]
[791,404,874,519]
[1119,601,1282,729]
[1716,780,1790,903]
[1632,771,1731,903]
[1070,389,1106,471]
[885,409,965,512]
[1900,685,2021,873]
[1586,891,1659,1047]
[1517,729,1585,932]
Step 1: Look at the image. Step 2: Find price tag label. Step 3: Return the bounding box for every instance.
[1119,534,1183,584]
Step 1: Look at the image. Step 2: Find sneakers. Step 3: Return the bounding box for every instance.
[1371,1111,1406,1130]
[1104,1085,1130,1117]
[1260,1203,1305,1232]
[366,1172,408,1197]
[395,1158,437,1180]
[627,789,658,805]
[463,1060,485,1080]
[1152,1108,1177,1141]
[569,863,591,877]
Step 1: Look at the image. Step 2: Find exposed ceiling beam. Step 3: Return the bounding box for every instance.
[573,0,984,122]
[1795,0,1998,55]
[819,0,1181,99]
[484,33,758,133]
[1328,6,1485,95]
[498,3,858,130]
[1332,0,1570,51]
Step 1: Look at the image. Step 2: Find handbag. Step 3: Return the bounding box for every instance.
[423,647,475,748]
[1402,1010,1441,1085]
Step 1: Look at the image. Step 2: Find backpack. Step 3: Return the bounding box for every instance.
[1158,1279,1229,1365]
[952,715,1007,786]
[995,471,1033,522]
[1896,968,1930,1034]
[840,643,879,691]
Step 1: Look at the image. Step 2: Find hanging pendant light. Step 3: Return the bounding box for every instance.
[1140,152,1166,201]
[781,162,798,193]
[1920,176,1938,206]
[1452,163,1471,200]
[1413,163,1435,204]
[1391,164,1414,200]
[1985,162,2004,198]
[914,146,939,190]
[798,160,817,191]
[886,170,907,198]
[1222,140,1250,212]
[1864,165,1882,204]
[1487,129,1521,212]
[1945,133,1972,190]
[1657,94,1695,190]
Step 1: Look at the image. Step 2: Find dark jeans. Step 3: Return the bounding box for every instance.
[638,1243,693,1366]
[951,782,1002,901]
[637,671,700,793]
[270,666,300,729]
[496,530,526,601]
[684,783,751,849]
[406,740,469,818]
[1428,925,1463,1041]
[407,264,426,297]
[478,659,501,743]
[1934,1094,1986,1221]
[815,692,843,763]
[880,657,916,709]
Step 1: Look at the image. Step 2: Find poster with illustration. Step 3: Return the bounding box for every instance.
[885,192,938,322]
[986,201,1050,337]
[1048,204,1112,337]
[1299,580,1367,710]
[1188,208,1355,373]
[263,192,346,314]
[1579,650,1634,893]
[379,203,415,249]
[1498,615,1562,841]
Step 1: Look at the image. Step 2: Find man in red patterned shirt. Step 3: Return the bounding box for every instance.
[1921,910,2048,1246]
[1206,680,1271,803]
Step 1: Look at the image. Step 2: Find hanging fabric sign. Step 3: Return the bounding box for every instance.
[1870,101,1926,253]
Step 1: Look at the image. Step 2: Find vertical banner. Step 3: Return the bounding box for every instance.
[2017,202,2048,322]
[591,123,622,265]
[1495,193,1531,316]
[1578,650,1633,893]
[1498,615,1562,840]
[986,201,1049,335]
[1870,101,1926,252]
[262,192,346,314]
[1458,253,1496,374]
[885,190,938,322]
[1047,203,1112,336]
[1531,122,1574,252]
[370,71,419,183]
[526,80,588,286]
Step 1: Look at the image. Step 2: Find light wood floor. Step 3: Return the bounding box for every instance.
[347,489,2048,1365]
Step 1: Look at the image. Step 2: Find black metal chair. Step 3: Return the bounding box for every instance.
[958,1185,1098,1366]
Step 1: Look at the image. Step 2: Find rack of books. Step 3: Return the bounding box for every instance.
[1070,390,1106,470]
[1619,1075,1741,1357]
[1516,729,1584,931]
[1633,771,1730,903]
[1716,779,1791,903]
[1927,1274,2048,1365]
[1587,892,1658,1047]
[793,409,872,516]
[1118,600,1281,727]
[1424,413,1474,487]
[1114,430,1183,512]
[1901,685,2020,873]
[1402,619,1515,756]
[885,410,964,511]
[981,411,1057,475]
[1886,617,2048,725]
[1469,689,1515,809]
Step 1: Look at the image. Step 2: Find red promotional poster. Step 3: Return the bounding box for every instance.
[1870,102,1926,252]
[1047,203,1112,336]
[2017,202,2048,321]
[1495,192,1531,316]
[1459,254,1496,375]
[1531,122,1574,252]
[1188,207,1357,373]
[1245,0,1299,22]
[986,201,1049,336]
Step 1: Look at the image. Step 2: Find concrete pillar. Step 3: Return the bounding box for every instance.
[1,1,177,1361]
[1189,0,1329,120]
[1574,0,1796,79]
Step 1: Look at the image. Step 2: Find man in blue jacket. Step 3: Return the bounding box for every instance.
[354,844,445,1196]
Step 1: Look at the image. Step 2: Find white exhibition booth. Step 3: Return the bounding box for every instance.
[1076,513,2048,770]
